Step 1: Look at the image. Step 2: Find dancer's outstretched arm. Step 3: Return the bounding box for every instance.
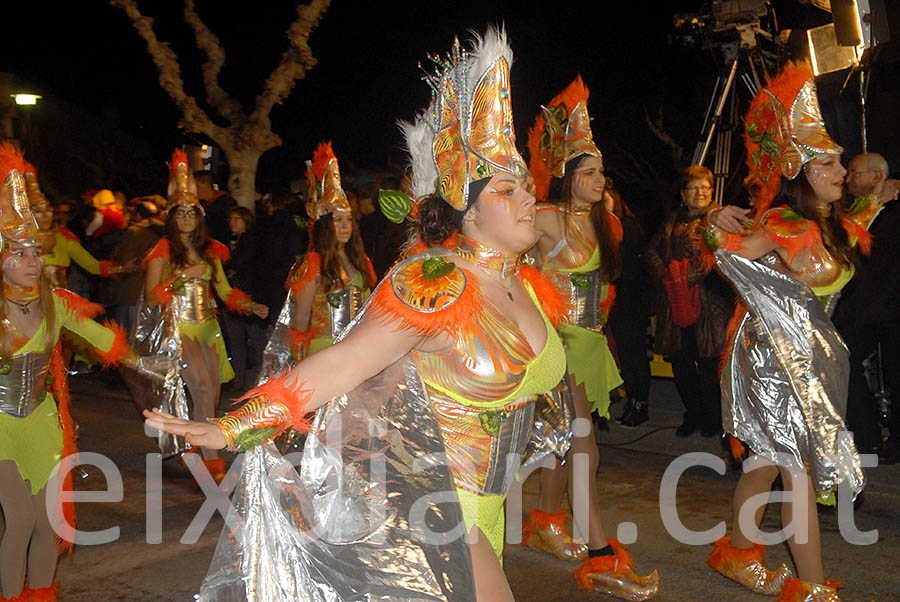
[144,310,430,449]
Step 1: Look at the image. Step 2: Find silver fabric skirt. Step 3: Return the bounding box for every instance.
[717,251,864,497]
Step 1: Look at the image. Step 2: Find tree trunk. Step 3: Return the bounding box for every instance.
[222,148,261,209]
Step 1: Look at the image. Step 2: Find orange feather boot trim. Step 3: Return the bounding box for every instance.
[25,583,59,601]
[521,509,588,560]
[708,536,792,595]
[573,539,660,600]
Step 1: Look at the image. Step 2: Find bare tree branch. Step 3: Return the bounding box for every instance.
[182,0,245,124]
[250,0,331,126]
[110,0,225,141]
[644,105,684,165]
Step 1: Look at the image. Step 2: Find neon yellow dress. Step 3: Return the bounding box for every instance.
[0,291,124,493]
[41,227,115,289]
[144,238,258,383]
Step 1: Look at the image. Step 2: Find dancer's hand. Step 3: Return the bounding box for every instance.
[252,303,269,320]
[709,205,751,233]
[143,408,227,450]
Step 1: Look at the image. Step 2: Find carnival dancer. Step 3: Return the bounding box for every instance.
[704,63,881,601]
[144,27,579,602]
[23,167,131,291]
[142,150,267,482]
[521,76,658,600]
[0,145,163,601]
[284,142,377,361]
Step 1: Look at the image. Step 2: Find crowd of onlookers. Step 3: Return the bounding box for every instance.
[56,151,900,464]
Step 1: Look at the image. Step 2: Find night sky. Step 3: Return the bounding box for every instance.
[3,1,897,223]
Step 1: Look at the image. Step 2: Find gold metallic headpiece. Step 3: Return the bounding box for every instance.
[167,149,201,210]
[527,76,602,201]
[305,141,351,221]
[23,162,50,211]
[408,26,527,211]
[744,62,842,213]
[0,144,40,248]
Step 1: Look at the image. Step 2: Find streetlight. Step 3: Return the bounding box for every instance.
[11,94,41,106]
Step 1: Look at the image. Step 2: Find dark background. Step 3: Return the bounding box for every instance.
[2,1,899,234]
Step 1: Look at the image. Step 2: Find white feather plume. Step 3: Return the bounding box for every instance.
[399,113,437,199]
[466,24,513,93]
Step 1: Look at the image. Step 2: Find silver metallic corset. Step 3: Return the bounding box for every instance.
[177,277,215,323]
[0,352,51,417]
[548,268,604,330]
[326,285,365,338]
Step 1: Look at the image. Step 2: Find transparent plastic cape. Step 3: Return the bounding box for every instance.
[197,249,572,601]
[257,289,295,381]
[717,251,864,497]
[126,291,190,459]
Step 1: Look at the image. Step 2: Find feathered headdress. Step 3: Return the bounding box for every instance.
[305,141,351,221]
[527,75,602,201]
[0,143,40,247]
[23,162,50,211]
[744,62,843,214]
[166,149,201,211]
[401,25,527,212]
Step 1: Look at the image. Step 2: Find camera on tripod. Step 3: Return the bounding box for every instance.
[673,0,776,60]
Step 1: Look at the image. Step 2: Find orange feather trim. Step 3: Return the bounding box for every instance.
[53,289,104,320]
[0,142,26,178]
[286,251,321,295]
[169,148,189,172]
[310,141,336,184]
[99,259,115,277]
[57,226,81,243]
[573,539,634,591]
[842,218,872,255]
[224,288,253,315]
[23,160,38,176]
[527,116,553,202]
[519,264,569,329]
[238,372,315,433]
[49,342,75,555]
[289,326,313,355]
[729,436,748,462]
[364,254,378,288]
[141,237,170,268]
[599,283,616,324]
[95,320,129,368]
[521,508,570,545]
[207,239,231,263]
[368,266,481,339]
[149,279,175,306]
[707,536,764,572]
[22,582,60,601]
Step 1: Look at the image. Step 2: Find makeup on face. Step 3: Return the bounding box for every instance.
[2,243,43,287]
[571,156,606,205]
[805,155,846,204]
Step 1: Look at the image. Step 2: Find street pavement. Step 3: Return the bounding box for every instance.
[52,372,900,601]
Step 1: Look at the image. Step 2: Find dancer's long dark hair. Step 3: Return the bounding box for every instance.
[776,173,858,268]
[312,213,375,290]
[557,155,622,281]
[165,206,212,268]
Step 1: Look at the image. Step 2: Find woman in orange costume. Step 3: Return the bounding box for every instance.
[22,166,130,291]
[144,28,576,602]
[143,150,268,481]
[285,142,376,360]
[521,76,657,600]
[704,64,887,602]
[0,146,145,602]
